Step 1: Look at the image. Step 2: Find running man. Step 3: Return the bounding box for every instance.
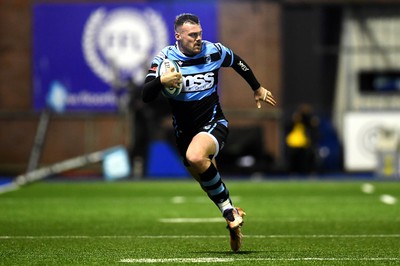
[142,13,276,252]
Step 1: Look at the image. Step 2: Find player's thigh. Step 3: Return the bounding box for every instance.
[186,132,217,160]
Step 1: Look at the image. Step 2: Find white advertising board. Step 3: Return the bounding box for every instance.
[344,112,400,171]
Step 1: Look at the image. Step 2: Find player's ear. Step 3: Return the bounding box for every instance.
[175,32,181,41]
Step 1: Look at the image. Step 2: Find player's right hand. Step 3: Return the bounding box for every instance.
[160,67,182,89]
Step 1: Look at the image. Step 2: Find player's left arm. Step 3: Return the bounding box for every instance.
[230,53,276,108]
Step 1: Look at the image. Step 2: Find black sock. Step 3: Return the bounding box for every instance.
[198,163,231,206]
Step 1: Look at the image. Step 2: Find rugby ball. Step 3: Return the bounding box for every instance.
[157,59,183,98]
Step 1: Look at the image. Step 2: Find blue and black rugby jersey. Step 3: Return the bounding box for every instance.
[143,40,260,134]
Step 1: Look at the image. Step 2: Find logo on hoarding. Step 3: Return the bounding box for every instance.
[357,123,380,159]
[82,7,168,84]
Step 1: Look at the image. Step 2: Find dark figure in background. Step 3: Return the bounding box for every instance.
[285,104,319,174]
[126,79,170,177]
[113,75,170,178]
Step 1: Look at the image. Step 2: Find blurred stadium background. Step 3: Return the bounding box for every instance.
[1,0,400,183]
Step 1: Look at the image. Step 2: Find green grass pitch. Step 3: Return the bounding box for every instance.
[0,179,399,265]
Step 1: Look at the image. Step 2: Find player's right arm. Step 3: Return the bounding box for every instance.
[142,63,181,103]
[142,74,162,103]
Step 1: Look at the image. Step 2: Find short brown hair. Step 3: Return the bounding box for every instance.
[174,13,200,32]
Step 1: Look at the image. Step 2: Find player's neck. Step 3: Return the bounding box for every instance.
[176,43,198,57]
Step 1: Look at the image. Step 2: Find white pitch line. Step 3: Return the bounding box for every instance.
[171,196,241,204]
[120,257,400,263]
[361,183,375,194]
[121,258,234,263]
[159,217,224,223]
[138,234,400,239]
[1,234,399,239]
[380,194,398,205]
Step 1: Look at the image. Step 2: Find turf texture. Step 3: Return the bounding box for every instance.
[0,179,399,265]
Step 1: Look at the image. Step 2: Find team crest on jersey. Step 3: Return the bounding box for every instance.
[204,55,211,63]
[203,125,211,130]
[82,8,168,84]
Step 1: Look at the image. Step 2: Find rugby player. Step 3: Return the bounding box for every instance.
[143,13,276,252]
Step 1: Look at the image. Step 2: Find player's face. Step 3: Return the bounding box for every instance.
[175,22,202,56]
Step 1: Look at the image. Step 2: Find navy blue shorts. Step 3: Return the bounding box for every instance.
[176,119,229,167]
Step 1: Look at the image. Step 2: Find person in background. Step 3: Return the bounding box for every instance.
[285,103,319,174]
[111,62,170,178]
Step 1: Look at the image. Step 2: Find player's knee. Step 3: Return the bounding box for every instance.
[185,150,205,168]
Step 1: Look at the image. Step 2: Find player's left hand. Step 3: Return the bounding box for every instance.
[254,86,276,108]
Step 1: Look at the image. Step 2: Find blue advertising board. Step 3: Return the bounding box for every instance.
[33,2,217,112]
